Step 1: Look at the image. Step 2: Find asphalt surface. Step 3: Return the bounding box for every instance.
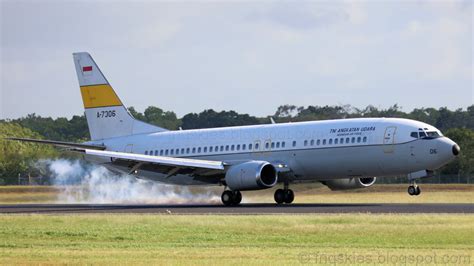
[0,203,472,214]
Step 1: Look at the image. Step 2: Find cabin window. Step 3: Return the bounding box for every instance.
[329,139,333,145]
[160,150,164,156]
[170,149,174,155]
[351,137,355,143]
[304,140,308,146]
[215,146,219,152]
[317,139,321,145]
[237,144,240,151]
[192,148,196,153]
[323,139,326,145]
[255,143,259,150]
[176,149,179,155]
[292,141,296,147]
[357,137,361,143]
[186,148,190,154]
[276,142,280,148]
[144,151,148,155]
[165,149,169,155]
[335,139,338,144]
[209,146,213,152]
[310,139,314,146]
[340,138,344,144]
[198,147,201,153]
[226,145,229,151]
[363,136,367,143]
[282,142,285,148]
[204,147,207,153]
[249,143,253,150]
[346,138,350,144]
[220,146,224,152]
[181,148,185,154]
[271,142,275,149]
[242,144,246,150]
[230,145,234,151]
[265,142,270,149]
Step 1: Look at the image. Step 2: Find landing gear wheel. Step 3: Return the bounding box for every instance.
[408,186,417,196]
[221,190,242,206]
[415,186,421,195]
[274,189,285,204]
[221,190,234,206]
[284,189,294,204]
[232,190,242,206]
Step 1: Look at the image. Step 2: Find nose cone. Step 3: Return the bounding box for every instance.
[452,144,460,156]
[436,137,459,162]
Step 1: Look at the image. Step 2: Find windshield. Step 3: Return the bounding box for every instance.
[410,131,442,139]
[425,131,441,138]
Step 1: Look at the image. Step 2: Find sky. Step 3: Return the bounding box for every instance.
[1,0,473,119]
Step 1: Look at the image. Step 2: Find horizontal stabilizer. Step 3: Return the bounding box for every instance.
[6,137,106,150]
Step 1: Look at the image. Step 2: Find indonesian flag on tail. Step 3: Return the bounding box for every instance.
[82,66,92,74]
[82,66,93,75]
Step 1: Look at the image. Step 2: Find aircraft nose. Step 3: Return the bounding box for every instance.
[436,137,459,160]
[452,144,460,156]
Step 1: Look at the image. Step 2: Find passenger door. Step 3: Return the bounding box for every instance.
[383,127,396,153]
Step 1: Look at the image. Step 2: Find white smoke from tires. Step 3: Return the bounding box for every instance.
[37,159,221,204]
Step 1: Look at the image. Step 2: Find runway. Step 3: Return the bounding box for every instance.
[0,203,473,214]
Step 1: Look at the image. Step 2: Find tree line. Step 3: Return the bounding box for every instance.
[1,104,473,184]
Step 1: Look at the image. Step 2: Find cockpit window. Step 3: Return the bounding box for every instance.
[413,130,441,139]
[425,131,441,138]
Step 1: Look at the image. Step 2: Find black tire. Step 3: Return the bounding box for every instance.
[274,189,285,204]
[232,191,242,206]
[284,189,295,204]
[415,186,421,196]
[221,190,234,206]
[407,186,416,196]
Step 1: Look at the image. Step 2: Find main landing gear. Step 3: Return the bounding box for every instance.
[221,190,242,206]
[407,181,421,196]
[274,182,294,204]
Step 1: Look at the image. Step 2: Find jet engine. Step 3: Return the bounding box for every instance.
[321,177,376,191]
[225,161,278,191]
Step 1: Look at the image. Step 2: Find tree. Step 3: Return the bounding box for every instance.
[181,109,260,129]
[441,128,474,175]
[0,122,58,184]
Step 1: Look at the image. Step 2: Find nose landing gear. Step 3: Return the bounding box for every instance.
[221,190,242,206]
[407,181,421,196]
[274,182,294,204]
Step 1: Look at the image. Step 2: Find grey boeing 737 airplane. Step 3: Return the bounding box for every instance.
[9,52,461,206]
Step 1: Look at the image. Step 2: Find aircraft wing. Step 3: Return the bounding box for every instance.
[83,149,225,170]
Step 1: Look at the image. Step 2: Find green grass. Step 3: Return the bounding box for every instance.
[0,214,472,264]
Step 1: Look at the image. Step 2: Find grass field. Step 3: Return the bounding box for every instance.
[0,214,472,264]
[0,184,472,204]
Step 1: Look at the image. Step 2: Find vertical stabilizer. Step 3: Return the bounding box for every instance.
[73,52,167,141]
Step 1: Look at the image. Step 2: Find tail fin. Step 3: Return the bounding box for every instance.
[73,52,167,141]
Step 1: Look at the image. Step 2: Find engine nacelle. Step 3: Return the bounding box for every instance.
[321,177,376,191]
[225,161,278,191]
